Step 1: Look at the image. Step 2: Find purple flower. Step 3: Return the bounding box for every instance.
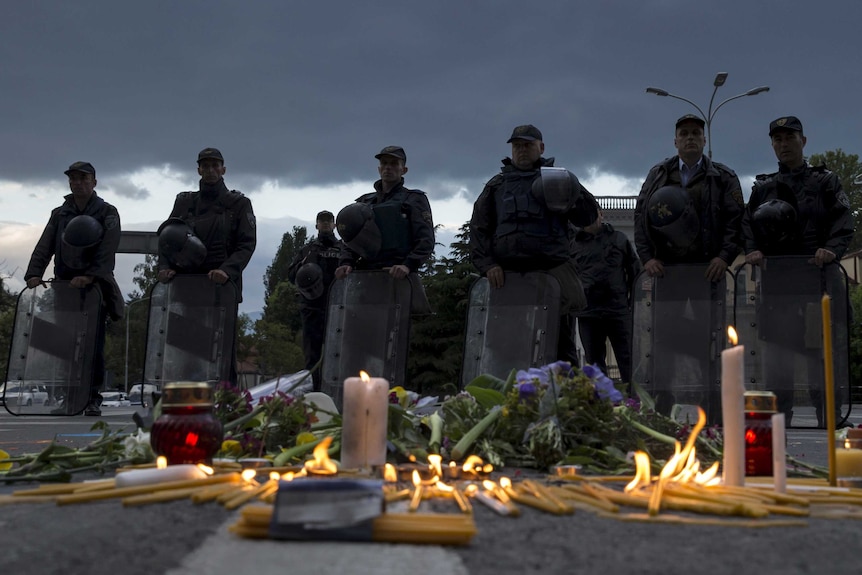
[546,361,573,377]
[583,364,623,403]
[624,397,641,410]
[518,382,537,401]
[516,367,550,387]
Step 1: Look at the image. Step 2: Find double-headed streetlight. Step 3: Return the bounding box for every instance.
[646,72,770,158]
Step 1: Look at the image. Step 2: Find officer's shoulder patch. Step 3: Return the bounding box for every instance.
[421,210,433,225]
[104,214,119,231]
[836,190,851,209]
[730,188,745,206]
[246,212,256,229]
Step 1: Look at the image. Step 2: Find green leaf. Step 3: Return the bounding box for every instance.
[464,385,506,409]
[465,373,506,391]
[631,380,656,412]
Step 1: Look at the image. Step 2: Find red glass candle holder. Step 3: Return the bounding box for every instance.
[151,382,223,465]
[744,391,777,476]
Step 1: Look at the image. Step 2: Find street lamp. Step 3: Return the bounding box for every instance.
[124,296,151,393]
[645,72,770,158]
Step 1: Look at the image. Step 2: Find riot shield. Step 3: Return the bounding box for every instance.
[321,271,412,409]
[461,272,561,387]
[142,275,238,394]
[734,257,850,428]
[4,281,102,416]
[631,265,730,424]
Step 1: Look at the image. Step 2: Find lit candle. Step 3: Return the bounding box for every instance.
[772,413,787,493]
[115,457,207,488]
[340,371,389,470]
[721,326,745,487]
[836,429,862,479]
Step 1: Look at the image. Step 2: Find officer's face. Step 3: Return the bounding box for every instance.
[510,139,544,170]
[316,218,335,233]
[67,172,96,200]
[377,156,407,186]
[674,122,706,161]
[770,130,807,169]
[197,159,226,184]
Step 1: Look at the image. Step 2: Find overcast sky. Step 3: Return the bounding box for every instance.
[1,1,860,314]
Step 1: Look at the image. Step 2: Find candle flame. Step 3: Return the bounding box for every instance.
[304,436,338,475]
[462,455,483,473]
[281,471,295,481]
[269,471,281,481]
[197,464,214,476]
[156,456,167,469]
[428,454,443,478]
[498,477,512,490]
[359,371,370,382]
[241,469,257,482]
[384,463,398,482]
[727,325,738,346]
[412,469,421,486]
[435,480,454,493]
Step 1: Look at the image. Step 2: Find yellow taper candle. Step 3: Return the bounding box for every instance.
[822,294,836,487]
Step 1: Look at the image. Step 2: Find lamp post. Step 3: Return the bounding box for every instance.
[646,72,770,158]
[125,296,151,393]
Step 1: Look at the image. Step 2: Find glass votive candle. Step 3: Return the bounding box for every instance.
[150,381,223,465]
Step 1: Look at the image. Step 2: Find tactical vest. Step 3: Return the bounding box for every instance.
[370,191,412,264]
[493,169,569,263]
[175,190,244,270]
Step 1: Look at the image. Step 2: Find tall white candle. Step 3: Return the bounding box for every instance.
[772,413,787,493]
[340,371,390,469]
[721,326,746,487]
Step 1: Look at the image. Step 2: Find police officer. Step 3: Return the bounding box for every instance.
[572,209,641,385]
[742,116,854,425]
[634,114,744,280]
[334,146,434,281]
[288,210,343,391]
[634,115,744,417]
[24,161,124,416]
[157,148,257,383]
[469,124,599,364]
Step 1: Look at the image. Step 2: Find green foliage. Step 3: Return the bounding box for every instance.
[850,284,862,395]
[0,276,17,380]
[407,223,477,395]
[808,149,862,252]
[264,225,308,299]
[128,254,159,300]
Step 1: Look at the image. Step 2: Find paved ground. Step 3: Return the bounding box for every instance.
[1,406,860,574]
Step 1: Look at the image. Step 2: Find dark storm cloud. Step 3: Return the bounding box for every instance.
[2,1,860,200]
[108,179,151,200]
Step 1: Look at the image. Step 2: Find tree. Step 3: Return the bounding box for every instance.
[264,226,309,299]
[808,149,862,252]
[0,274,19,380]
[407,223,477,395]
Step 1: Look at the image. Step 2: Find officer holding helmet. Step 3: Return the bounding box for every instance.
[469,124,599,365]
[334,146,434,281]
[634,114,744,280]
[24,161,124,416]
[288,210,343,391]
[157,148,256,384]
[742,116,854,425]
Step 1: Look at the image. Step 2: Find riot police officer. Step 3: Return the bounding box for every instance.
[24,161,124,416]
[334,146,434,281]
[742,116,854,425]
[157,148,257,383]
[469,125,599,364]
[288,210,343,391]
[634,114,744,279]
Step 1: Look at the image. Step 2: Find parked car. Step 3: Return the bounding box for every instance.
[127,383,161,406]
[101,391,131,407]
[1,383,50,407]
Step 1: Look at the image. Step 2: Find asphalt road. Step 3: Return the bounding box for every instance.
[1,406,861,575]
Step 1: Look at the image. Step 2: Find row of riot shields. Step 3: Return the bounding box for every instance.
[631,257,851,428]
[6,260,851,427]
[4,275,237,415]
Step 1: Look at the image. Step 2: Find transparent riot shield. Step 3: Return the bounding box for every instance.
[631,265,730,424]
[4,281,102,416]
[321,271,412,410]
[734,257,850,428]
[142,275,238,393]
[461,272,561,387]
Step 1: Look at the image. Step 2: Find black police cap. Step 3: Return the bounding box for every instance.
[197,148,224,163]
[64,161,96,176]
[507,124,543,143]
[769,116,803,136]
[374,146,407,162]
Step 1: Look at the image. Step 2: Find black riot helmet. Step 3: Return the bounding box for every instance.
[336,202,382,259]
[295,263,324,300]
[752,199,798,251]
[531,167,582,213]
[647,185,700,253]
[157,217,207,270]
[61,215,104,269]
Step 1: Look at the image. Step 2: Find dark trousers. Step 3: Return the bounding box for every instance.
[557,314,579,367]
[300,306,326,391]
[578,314,633,383]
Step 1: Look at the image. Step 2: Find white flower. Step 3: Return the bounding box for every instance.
[124,429,154,461]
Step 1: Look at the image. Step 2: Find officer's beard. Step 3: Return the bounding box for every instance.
[200,178,228,199]
[318,231,336,245]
